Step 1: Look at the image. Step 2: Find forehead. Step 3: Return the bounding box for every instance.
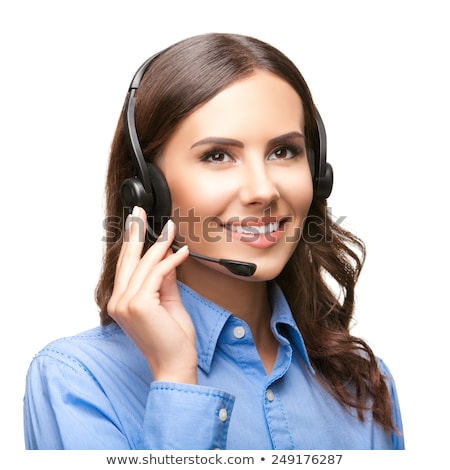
[168,70,304,145]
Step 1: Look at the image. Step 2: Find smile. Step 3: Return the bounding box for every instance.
[221,217,290,248]
[225,221,281,235]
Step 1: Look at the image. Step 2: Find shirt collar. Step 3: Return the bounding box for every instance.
[177,281,315,375]
[269,282,315,375]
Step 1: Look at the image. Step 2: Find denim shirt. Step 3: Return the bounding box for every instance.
[24,282,404,450]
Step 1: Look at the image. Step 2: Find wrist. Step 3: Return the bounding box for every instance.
[152,364,198,385]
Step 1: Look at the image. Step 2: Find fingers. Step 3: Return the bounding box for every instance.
[108,206,189,317]
[138,243,188,301]
[113,206,147,297]
[125,217,180,294]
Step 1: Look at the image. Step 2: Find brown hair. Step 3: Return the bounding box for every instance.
[96,33,395,432]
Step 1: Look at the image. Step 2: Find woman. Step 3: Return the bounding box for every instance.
[24,33,404,449]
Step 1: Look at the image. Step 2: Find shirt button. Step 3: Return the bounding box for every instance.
[266,389,275,401]
[233,326,246,339]
[219,408,228,422]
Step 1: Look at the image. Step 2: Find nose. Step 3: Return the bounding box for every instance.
[239,159,280,207]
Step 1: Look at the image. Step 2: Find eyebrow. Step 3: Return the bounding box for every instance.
[190,131,305,150]
[267,131,305,147]
[190,136,243,149]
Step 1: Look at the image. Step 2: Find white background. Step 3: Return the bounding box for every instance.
[1,0,448,463]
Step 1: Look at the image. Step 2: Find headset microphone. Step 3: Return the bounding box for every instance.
[143,221,257,277]
[175,248,257,277]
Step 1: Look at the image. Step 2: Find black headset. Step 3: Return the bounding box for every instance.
[119,51,333,277]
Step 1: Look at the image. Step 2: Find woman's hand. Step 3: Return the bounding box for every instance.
[107,206,197,384]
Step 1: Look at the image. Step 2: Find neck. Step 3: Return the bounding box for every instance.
[177,258,272,335]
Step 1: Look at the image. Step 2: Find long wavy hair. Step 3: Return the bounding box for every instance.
[95,33,395,433]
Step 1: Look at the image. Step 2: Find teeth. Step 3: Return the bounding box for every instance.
[229,222,280,234]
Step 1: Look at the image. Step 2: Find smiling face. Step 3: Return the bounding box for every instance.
[158,70,313,282]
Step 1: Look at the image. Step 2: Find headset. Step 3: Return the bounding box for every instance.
[120,51,333,277]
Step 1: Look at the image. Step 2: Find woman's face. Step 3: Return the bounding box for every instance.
[158,70,313,281]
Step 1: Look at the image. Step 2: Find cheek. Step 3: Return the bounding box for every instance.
[166,173,232,243]
[284,173,314,219]
[169,175,229,216]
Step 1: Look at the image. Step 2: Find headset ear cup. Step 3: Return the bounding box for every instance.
[120,177,154,213]
[120,163,172,232]
[315,163,333,200]
[145,162,171,221]
[312,109,333,200]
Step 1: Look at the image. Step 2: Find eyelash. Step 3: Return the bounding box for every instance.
[200,145,305,164]
[268,145,305,161]
[200,147,233,164]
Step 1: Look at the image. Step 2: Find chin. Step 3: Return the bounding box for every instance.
[251,265,286,282]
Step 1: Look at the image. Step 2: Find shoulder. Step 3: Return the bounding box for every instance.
[376,356,396,382]
[35,323,123,356]
[28,323,139,376]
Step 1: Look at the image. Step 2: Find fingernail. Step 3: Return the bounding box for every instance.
[124,214,133,237]
[125,207,140,234]
[161,219,174,239]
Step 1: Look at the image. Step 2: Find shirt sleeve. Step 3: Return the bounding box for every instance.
[24,352,235,450]
[23,353,134,449]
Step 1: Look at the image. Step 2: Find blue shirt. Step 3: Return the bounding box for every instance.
[23,282,404,450]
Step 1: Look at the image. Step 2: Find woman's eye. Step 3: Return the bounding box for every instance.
[202,151,233,163]
[268,146,303,161]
